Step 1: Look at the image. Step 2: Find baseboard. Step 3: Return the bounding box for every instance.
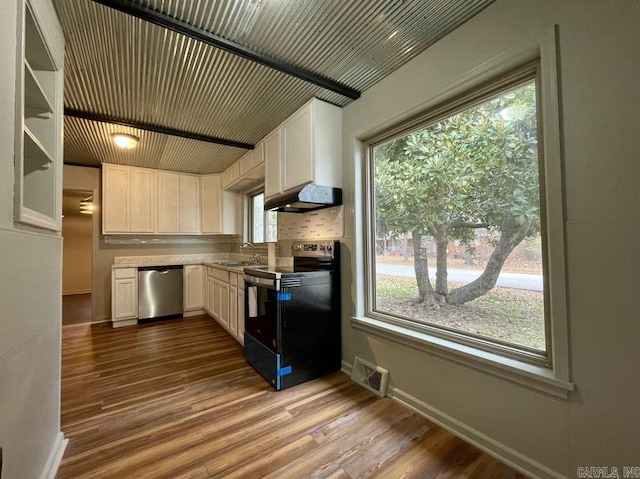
[62,289,91,295]
[388,386,568,479]
[183,309,205,317]
[341,359,354,376]
[112,318,137,328]
[91,317,111,324]
[39,431,67,479]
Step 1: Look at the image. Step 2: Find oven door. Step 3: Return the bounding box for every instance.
[243,274,283,389]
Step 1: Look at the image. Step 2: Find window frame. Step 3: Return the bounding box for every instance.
[247,187,277,244]
[362,60,564,370]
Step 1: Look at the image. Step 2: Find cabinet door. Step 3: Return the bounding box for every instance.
[103,164,130,233]
[282,104,313,192]
[214,280,230,329]
[220,281,230,329]
[237,285,245,345]
[157,171,180,233]
[179,174,200,233]
[130,168,155,233]
[200,175,222,234]
[229,284,238,337]
[239,151,253,177]
[264,128,282,199]
[184,265,204,311]
[113,278,137,320]
[207,274,215,315]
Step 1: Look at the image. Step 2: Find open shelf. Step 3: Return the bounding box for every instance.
[24,60,53,116]
[13,0,62,232]
[23,126,53,174]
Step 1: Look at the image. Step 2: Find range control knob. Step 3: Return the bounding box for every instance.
[292,244,302,251]
[323,243,333,252]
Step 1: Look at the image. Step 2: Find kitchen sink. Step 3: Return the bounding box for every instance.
[213,261,257,267]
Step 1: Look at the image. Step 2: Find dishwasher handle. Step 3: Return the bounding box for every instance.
[138,265,184,273]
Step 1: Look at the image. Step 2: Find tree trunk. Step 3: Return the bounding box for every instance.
[412,231,437,307]
[447,213,532,305]
[434,223,448,296]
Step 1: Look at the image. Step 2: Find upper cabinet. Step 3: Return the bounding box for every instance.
[222,142,265,192]
[265,98,342,199]
[263,128,282,199]
[201,174,239,234]
[103,164,155,233]
[102,165,238,235]
[157,171,200,234]
[14,0,64,232]
[131,167,155,232]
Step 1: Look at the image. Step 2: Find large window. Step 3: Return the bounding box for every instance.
[366,63,551,363]
[250,192,277,243]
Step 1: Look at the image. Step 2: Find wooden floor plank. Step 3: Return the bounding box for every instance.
[57,315,528,479]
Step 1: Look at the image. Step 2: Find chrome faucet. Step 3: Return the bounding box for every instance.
[241,242,260,264]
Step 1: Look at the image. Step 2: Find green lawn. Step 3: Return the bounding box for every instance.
[375,275,546,350]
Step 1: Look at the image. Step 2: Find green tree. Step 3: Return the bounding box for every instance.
[375,82,540,306]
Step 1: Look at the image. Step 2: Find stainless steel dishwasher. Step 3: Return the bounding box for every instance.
[138,265,183,320]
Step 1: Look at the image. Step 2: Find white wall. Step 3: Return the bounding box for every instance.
[0,0,65,477]
[341,1,640,478]
[62,209,93,294]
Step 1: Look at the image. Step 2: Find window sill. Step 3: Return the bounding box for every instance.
[350,316,574,399]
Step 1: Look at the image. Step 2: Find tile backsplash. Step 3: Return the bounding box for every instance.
[277,206,343,240]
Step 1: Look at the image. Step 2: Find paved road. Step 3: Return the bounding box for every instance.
[376,263,543,292]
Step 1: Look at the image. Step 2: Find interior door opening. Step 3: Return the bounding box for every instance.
[62,189,94,325]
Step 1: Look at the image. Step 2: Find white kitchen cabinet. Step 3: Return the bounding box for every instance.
[14,0,64,232]
[228,272,243,340]
[279,98,342,193]
[264,127,282,199]
[205,268,214,315]
[103,165,237,235]
[200,174,222,234]
[157,171,180,233]
[111,268,138,328]
[179,174,200,233]
[103,164,130,233]
[213,279,230,329]
[204,266,244,345]
[157,171,200,234]
[130,167,155,232]
[103,164,155,233]
[237,286,245,346]
[201,174,240,234]
[229,281,238,338]
[223,142,265,192]
[183,265,204,314]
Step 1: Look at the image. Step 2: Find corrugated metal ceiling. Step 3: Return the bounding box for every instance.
[54,0,494,174]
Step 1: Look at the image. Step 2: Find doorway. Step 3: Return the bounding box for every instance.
[62,189,94,325]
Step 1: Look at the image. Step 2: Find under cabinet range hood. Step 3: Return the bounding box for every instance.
[264,184,342,213]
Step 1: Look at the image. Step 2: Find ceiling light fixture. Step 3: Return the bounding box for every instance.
[80,196,94,215]
[112,133,139,149]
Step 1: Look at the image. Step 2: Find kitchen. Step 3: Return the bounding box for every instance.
[2,0,640,478]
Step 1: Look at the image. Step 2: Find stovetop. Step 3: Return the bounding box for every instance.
[244,240,339,279]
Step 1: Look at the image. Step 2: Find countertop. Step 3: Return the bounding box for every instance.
[112,253,292,271]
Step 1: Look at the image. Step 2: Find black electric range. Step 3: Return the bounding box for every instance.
[242,241,341,390]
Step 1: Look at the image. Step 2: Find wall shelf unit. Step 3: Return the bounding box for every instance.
[14,0,64,232]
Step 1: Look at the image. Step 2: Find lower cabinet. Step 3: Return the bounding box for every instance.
[236,278,245,346]
[204,266,245,345]
[112,267,138,328]
[183,264,204,314]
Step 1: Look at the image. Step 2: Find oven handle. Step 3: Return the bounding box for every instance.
[244,274,280,290]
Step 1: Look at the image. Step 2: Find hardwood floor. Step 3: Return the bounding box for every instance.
[62,293,92,325]
[58,315,527,479]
